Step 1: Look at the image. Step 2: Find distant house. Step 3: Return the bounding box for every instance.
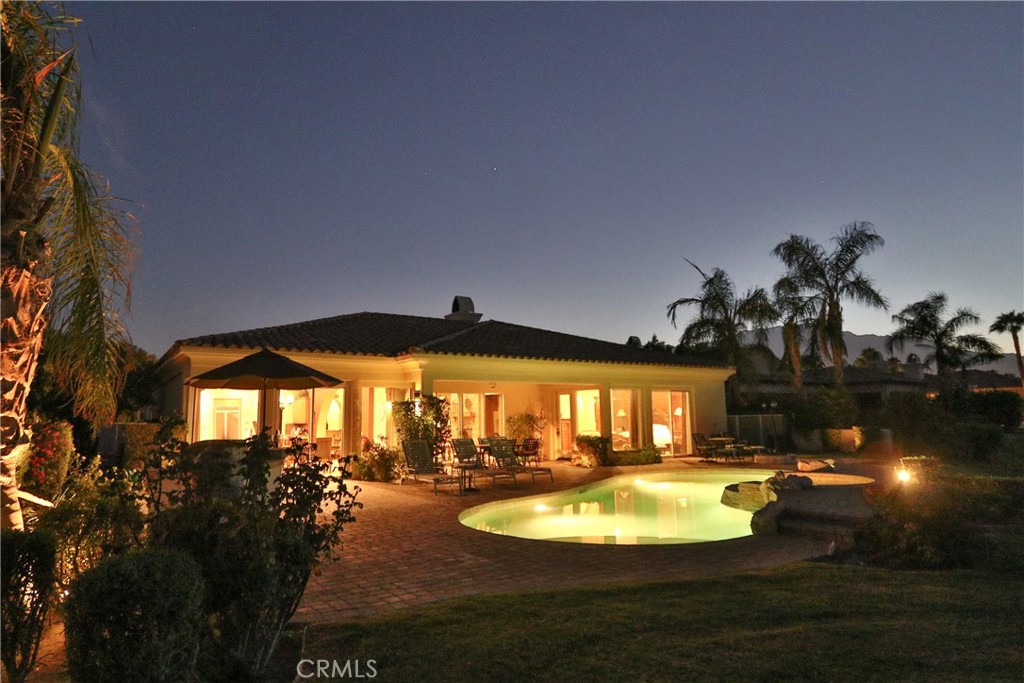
[155,297,733,459]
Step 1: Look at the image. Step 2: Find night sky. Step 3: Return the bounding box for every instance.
[67,2,1023,358]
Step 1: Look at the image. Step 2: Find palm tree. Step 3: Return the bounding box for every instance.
[886,293,1001,376]
[2,3,135,529]
[772,221,888,385]
[667,260,776,405]
[772,275,817,390]
[989,310,1024,388]
[853,347,884,368]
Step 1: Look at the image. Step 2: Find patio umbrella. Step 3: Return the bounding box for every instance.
[186,348,342,436]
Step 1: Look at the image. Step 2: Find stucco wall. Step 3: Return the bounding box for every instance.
[159,346,732,458]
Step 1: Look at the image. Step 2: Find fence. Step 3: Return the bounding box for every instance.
[726,414,787,451]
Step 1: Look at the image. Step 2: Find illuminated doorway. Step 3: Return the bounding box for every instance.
[651,390,691,455]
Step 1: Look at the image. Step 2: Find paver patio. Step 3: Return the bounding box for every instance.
[295,459,875,625]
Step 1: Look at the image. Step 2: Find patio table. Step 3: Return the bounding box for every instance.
[449,461,479,493]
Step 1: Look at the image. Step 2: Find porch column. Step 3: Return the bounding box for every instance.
[418,371,434,396]
[599,385,612,441]
[638,388,653,448]
[345,380,360,456]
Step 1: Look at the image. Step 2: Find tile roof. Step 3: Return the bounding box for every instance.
[172,312,724,368]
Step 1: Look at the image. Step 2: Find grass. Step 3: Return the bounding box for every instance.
[299,563,1023,683]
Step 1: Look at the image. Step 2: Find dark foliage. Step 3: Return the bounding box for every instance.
[856,476,1024,571]
[64,549,205,683]
[1,529,57,683]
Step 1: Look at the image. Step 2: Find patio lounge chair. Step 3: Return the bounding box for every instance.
[692,433,719,462]
[401,440,461,495]
[514,438,554,482]
[452,438,517,488]
[489,438,547,484]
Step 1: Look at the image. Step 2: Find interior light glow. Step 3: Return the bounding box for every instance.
[534,504,550,513]
[897,469,912,483]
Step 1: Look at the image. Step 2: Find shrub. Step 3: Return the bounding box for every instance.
[506,412,547,441]
[575,435,612,467]
[20,417,76,502]
[119,421,163,469]
[855,476,1024,571]
[969,391,1024,430]
[611,445,663,466]
[64,548,205,683]
[393,395,451,461]
[149,432,361,679]
[218,435,360,676]
[782,387,859,433]
[354,439,400,482]
[1,530,57,683]
[956,421,1004,462]
[34,456,145,596]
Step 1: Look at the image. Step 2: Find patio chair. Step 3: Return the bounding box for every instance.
[452,438,517,488]
[516,438,542,467]
[489,438,545,484]
[514,438,554,482]
[401,440,461,495]
[692,433,719,462]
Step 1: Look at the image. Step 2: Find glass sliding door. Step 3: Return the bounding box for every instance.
[361,387,402,446]
[440,392,505,440]
[558,393,573,456]
[610,388,638,451]
[197,389,259,442]
[575,389,601,438]
[651,390,690,455]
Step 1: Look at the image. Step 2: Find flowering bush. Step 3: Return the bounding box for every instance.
[354,439,400,481]
[22,418,76,501]
[574,435,612,467]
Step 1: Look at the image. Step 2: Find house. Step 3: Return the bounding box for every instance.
[154,297,733,460]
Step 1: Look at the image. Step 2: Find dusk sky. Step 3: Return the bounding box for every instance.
[68,1,1023,358]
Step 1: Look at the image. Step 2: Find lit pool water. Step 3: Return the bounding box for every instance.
[459,469,777,545]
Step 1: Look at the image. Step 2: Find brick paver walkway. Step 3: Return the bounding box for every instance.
[295,460,851,624]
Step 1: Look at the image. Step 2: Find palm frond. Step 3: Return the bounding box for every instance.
[990,311,1024,335]
[42,146,136,426]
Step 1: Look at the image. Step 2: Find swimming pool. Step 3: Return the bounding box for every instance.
[459,469,777,545]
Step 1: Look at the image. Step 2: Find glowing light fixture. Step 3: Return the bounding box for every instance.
[897,468,913,483]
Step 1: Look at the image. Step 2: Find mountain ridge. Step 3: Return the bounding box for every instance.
[745,327,1020,377]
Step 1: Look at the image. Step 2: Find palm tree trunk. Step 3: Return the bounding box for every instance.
[830,344,845,385]
[782,322,803,391]
[826,304,845,385]
[0,263,53,531]
[1011,332,1024,389]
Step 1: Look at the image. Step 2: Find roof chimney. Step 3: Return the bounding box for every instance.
[445,295,483,323]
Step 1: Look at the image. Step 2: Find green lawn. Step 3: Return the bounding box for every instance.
[298,563,1023,683]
